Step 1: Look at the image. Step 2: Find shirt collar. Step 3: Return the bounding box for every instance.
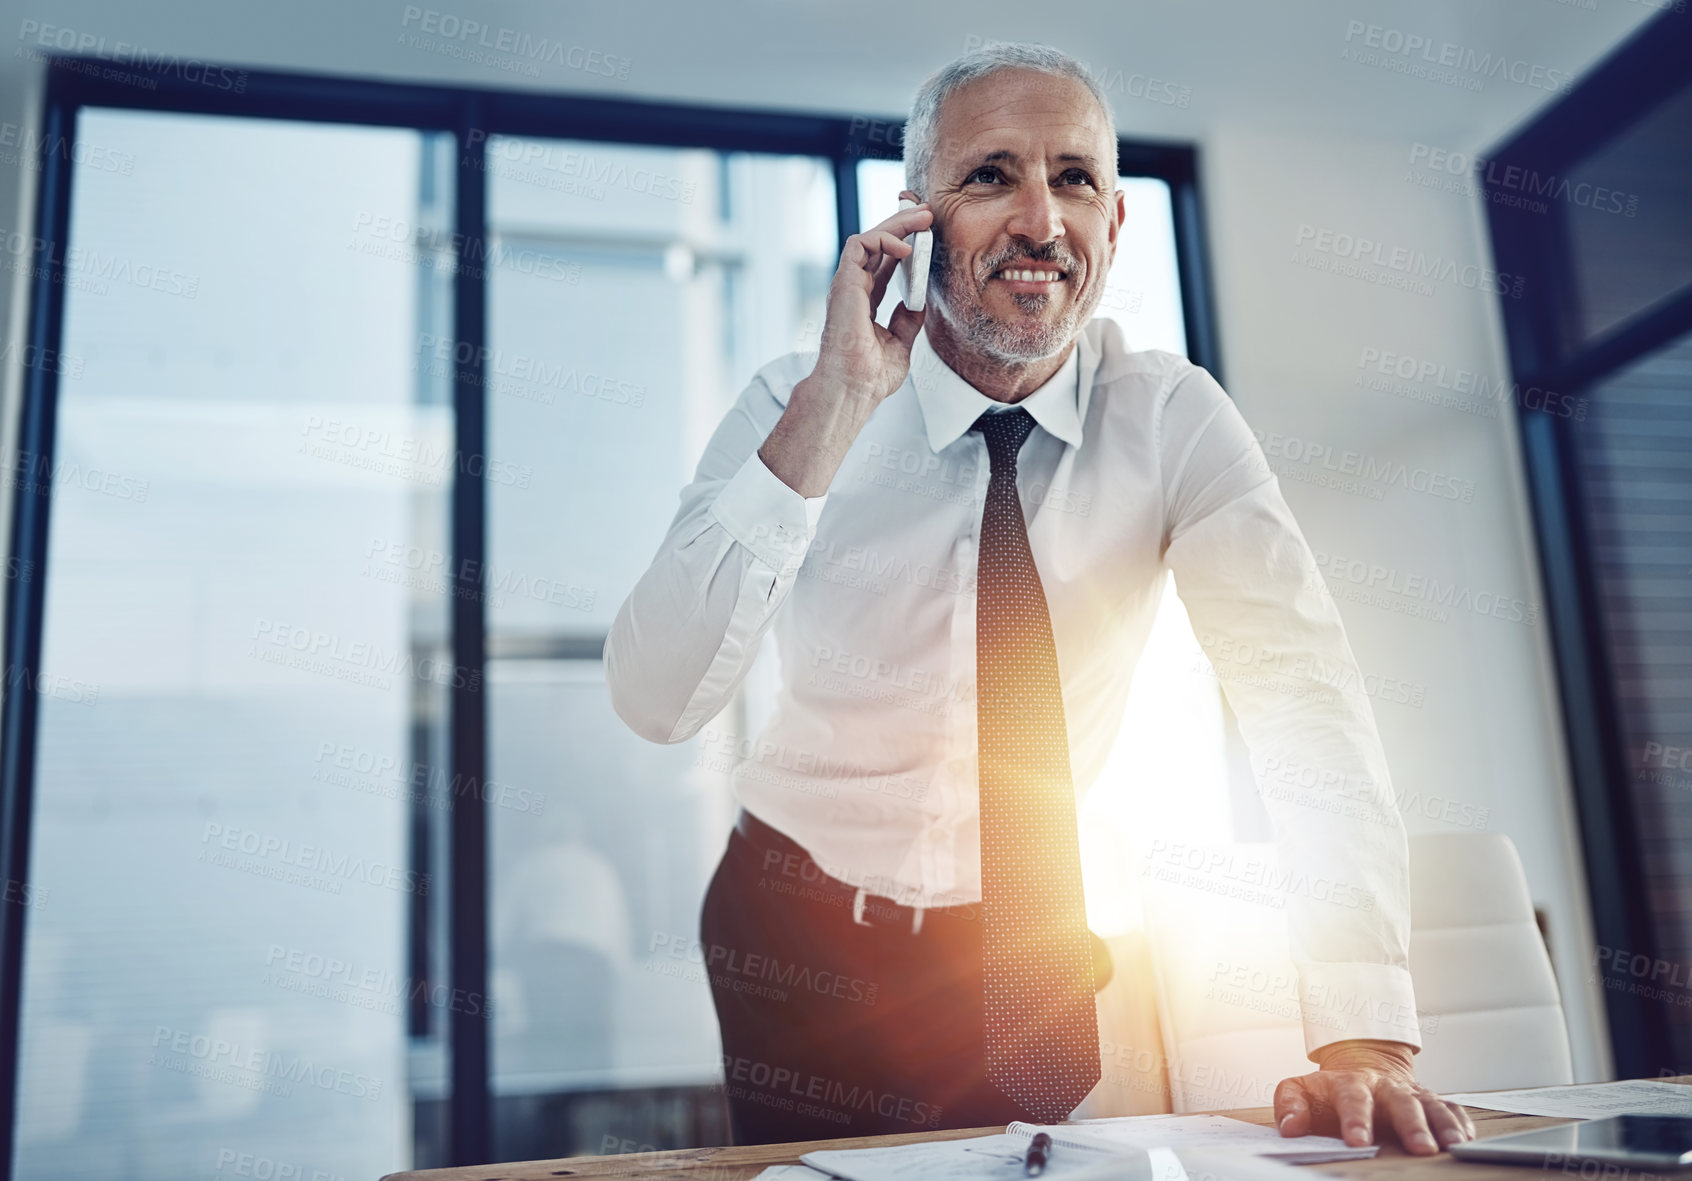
[908,323,1095,454]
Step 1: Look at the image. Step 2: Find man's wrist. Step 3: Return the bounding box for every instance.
[1311,1039,1416,1074]
[760,374,879,497]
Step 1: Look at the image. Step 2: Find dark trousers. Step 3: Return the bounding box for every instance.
[699,819,1043,1145]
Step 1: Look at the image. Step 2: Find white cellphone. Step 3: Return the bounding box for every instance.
[897,197,932,312]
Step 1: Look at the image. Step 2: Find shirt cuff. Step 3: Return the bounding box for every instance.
[1297,961,1424,1055]
[710,450,827,576]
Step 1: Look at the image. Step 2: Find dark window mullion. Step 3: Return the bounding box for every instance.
[447,97,492,1168]
[0,91,78,1181]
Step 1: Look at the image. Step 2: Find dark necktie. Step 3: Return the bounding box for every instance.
[973,407,1100,1124]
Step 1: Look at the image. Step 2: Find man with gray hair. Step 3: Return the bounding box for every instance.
[607,42,1474,1153]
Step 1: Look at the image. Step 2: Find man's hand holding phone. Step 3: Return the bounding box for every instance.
[758,190,933,498]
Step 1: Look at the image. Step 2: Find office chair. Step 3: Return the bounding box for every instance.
[1138,832,1574,1112]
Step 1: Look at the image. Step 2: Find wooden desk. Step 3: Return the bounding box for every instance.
[383,1079,1692,1181]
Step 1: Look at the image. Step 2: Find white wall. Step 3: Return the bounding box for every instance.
[0,0,1661,1085]
[1202,121,1610,1079]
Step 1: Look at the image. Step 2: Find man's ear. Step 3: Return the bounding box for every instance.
[1103,185,1127,266]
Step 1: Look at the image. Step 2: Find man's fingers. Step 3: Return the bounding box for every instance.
[839,229,914,279]
[1423,1096,1473,1147]
[866,251,900,311]
[869,201,932,242]
[1381,1088,1436,1155]
[1273,1077,1312,1137]
[887,302,925,350]
[1331,1077,1375,1147]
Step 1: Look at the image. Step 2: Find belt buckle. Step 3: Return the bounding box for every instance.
[852,887,925,934]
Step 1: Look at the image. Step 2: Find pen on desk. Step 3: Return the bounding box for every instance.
[1024,1131,1053,1176]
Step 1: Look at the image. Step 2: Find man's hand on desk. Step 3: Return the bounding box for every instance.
[1273,1039,1476,1155]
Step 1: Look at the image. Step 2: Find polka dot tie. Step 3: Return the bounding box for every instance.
[973,408,1100,1125]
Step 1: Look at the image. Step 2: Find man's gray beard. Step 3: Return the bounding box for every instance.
[928,239,1092,364]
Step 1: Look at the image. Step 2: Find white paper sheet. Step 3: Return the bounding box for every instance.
[802,1132,1144,1181]
[800,1137,1322,1181]
[1030,1114,1379,1164]
[1443,1079,1692,1118]
[799,1114,1377,1181]
[752,1167,836,1181]
[1174,1148,1331,1181]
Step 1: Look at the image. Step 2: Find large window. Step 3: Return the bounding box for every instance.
[1484,9,1692,1078]
[0,61,1218,1179]
[479,140,836,1156]
[13,110,450,1181]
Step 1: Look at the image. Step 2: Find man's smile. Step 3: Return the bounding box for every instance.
[989,259,1071,292]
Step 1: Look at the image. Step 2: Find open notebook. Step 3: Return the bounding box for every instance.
[799,1114,1377,1181]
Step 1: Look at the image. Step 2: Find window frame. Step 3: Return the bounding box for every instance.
[0,55,1220,1175]
[1482,7,1692,1080]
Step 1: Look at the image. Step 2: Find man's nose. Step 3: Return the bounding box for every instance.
[1003,182,1064,245]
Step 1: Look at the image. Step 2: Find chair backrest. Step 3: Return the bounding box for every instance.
[1140,832,1573,1111]
[1408,832,1574,1092]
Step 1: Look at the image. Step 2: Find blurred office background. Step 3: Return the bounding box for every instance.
[0,2,1686,1178]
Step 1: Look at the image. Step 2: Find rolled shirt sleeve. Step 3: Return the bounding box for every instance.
[1158,362,1422,1054]
[605,362,826,745]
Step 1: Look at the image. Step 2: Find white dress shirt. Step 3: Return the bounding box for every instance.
[606,316,1420,1053]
